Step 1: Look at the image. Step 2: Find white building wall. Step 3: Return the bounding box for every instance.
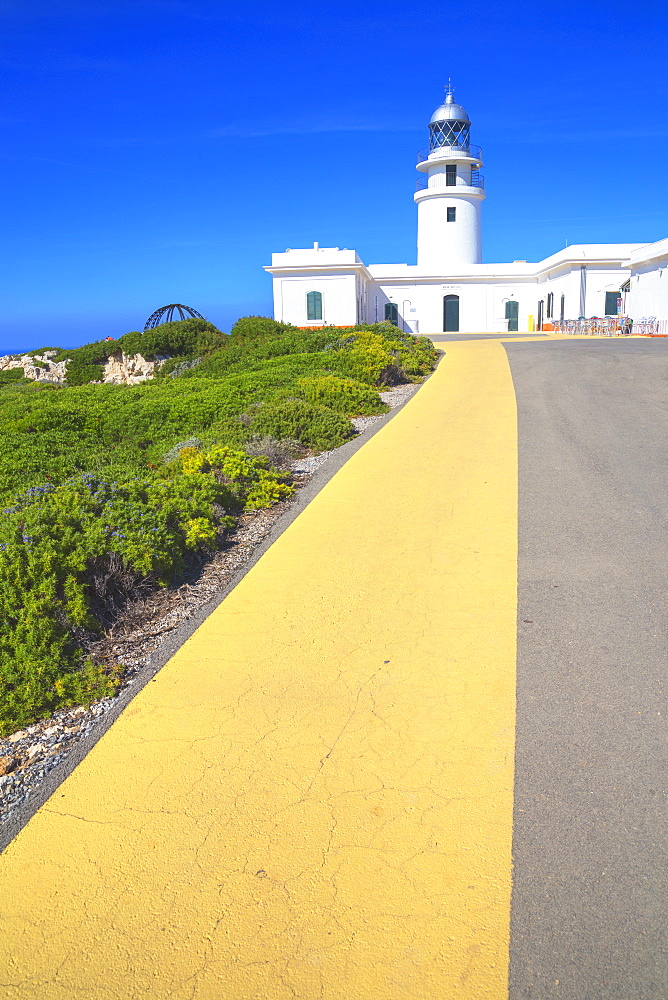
[275,275,358,327]
[534,270,567,325]
[628,266,668,319]
[585,268,627,317]
[626,239,668,320]
[268,247,369,327]
[267,248,644,334]
[377,280,493,335]
[488,284,528,332]
[416,194,482,271]
[527,265,629,325]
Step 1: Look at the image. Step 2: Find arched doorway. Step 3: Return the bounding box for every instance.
[505,300,519,332]
[384,302,399,326]
[443,294,459,332]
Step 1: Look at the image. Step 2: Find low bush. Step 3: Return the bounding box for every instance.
[114,318,224,359]
[0,369,29,388]
[66,362,105,386]
[229,315,296,341]
[296,375,388,416]
[251,398,355,451]
[0,447,292,735]
[244,435,302,469]
[162,437,203,463]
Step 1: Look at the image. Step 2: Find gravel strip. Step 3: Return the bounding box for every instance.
[0,381,421,830]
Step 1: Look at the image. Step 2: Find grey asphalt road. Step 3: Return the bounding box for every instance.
[505,338,668,1000]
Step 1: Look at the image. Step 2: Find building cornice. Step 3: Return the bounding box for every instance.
[266,245,641,288]
[264,262,374,281]
[625,237,668,269]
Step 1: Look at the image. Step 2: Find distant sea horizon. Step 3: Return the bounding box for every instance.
[1,345,80,356]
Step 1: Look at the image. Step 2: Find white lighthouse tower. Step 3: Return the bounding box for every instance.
[415,86,485,273]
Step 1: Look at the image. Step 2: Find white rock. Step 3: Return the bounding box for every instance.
[0,352,68,384]
[101,350,167,385]
[0,347,169,386]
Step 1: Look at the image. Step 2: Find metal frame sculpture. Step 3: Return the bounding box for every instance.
[144,304,205,330]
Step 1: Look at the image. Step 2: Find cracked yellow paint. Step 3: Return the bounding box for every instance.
[0,339,517,999]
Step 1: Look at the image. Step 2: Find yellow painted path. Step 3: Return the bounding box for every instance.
[0,340,518,999]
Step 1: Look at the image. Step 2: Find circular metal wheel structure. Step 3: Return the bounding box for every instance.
[144,304,205,330]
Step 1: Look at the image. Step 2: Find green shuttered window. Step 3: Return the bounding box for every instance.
[307,290,323,321]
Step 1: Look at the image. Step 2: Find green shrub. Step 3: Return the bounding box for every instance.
[66,362,105,385]
[56,343,110,385]
[244,435,301,469]
[162,437,203,463]
[296,375,388,416]
[0,369,29,388]
[0,449,292,735]
[229,315,296,341]
[113,318,225,359]
[326,331,399,386]
[252,398,355,451]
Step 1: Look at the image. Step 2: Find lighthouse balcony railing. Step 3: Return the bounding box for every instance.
[417,143,482,164]
[416,172,485,192]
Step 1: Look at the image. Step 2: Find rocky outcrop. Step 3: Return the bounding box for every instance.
[100,350,169,385]
[0,351,68,384]
[0,350,170,386]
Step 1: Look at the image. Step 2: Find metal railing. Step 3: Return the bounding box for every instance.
[418,143,482,164]
[633,316,666,336]
[551,317,635,336]
[416,171,485,192]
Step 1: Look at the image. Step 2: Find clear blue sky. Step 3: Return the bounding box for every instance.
[1,0,666,352]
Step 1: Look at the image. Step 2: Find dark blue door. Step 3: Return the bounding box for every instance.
[505,300,519,332]
[444,295,459,332]
[385,303,399,326]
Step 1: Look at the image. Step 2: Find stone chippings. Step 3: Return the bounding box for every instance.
[0,382,418,827]
[0,705,112,819]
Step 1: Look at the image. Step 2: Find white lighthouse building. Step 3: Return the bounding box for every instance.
[415,86,484,273]
[266,88,667,334]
